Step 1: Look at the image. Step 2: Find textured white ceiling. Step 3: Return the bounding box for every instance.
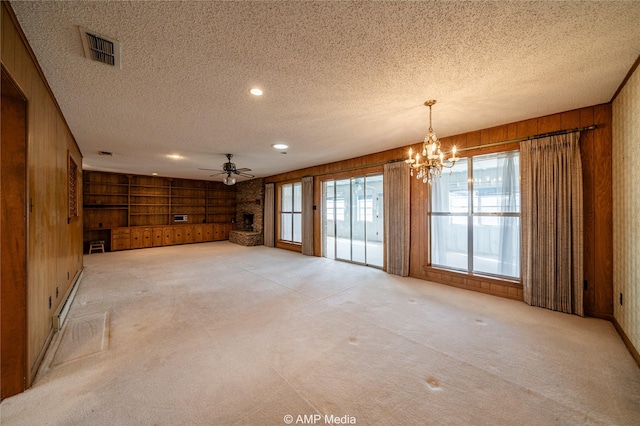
[10,1,640,181]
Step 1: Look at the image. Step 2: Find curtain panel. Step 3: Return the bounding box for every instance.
[383,161,410,276]
[301,176,314,256]
[264,183,275,247]
[520,132,584,315]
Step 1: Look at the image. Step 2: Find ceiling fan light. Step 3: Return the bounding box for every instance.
[223,175,236,186]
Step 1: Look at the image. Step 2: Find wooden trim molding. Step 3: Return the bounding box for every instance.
[612,317,640,369]
[611,53,640,103]
[418,266,523,301]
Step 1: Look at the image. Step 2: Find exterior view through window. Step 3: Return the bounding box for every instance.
[280,182,302,243]
[430,151,520,279]
[322,174,383,268]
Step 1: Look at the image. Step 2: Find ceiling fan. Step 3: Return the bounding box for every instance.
[199,154,254,185]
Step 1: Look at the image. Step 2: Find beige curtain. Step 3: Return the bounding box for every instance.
[383,161,410,276]
[521,132,583,315]
[264,183,275,247]
[301,176,314,256]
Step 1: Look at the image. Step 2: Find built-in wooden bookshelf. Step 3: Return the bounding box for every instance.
[83,171,237,252]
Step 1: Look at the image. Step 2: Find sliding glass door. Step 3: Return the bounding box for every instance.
[322,174,383,268]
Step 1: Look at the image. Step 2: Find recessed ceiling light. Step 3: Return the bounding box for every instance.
[166,154,183,159]
[272,143,288,150]
[250,87,263,96]
[152,173,158,176]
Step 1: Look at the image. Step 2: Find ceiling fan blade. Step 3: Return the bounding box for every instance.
[235,167,252,173]
[237,173,255,178]
[209,172,226,177]
[199,168,223,172]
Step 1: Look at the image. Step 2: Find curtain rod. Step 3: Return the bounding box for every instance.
[275,125,599,181]
[457,124,597,152]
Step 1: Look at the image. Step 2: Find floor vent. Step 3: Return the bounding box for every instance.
[79,27,121,68]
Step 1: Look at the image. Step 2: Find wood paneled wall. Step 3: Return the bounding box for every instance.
[265,105,613,318]
[1,3,84,388]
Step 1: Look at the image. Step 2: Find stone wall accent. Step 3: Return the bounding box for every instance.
[235,178,265,233]
[229,230,263,246]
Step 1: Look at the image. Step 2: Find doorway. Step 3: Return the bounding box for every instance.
[1,68,28,400]
[322,174,383,267]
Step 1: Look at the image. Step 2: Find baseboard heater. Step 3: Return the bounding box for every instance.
[53,268,84,331]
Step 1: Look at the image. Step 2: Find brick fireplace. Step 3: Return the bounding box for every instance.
[229,178,264,246]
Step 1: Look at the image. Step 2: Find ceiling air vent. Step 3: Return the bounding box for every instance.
[79,27,121,68]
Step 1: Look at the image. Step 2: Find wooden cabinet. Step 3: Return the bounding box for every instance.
[203,224,215,241]
[194,225,204,242]
[163,227,174,245]
[131,227,152,249]
[183,225,194,243]
[153,227,164,247]
[111,228,131,251]
[173,227,185,244]
[83,171,238,252]
[213,223,232,241]
[109,223,232,252]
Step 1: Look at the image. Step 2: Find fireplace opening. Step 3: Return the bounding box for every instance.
[242,214,254,231]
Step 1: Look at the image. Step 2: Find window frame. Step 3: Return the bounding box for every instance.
[277,181,302,247]
[429,150,521,280]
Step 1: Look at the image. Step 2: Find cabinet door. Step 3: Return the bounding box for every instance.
[194,225,204,242]
[222,224,230,240]
[142,228,153,248]
[203,224,214,242]
[212,224,222,241]
[130,228,143,249]
[163,227,174,245]
[153,227,164,247]
[183,225,194,243]
[173,227,184,244]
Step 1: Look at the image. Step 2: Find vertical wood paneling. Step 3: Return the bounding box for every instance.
[538,113,562,133]
[593,104,613,317]
[2,9,16,71]
[489,125,508,143]
[561,110,580,129]
[580,109,596,314]
[2,3,84,387]
[467,131,481,147]
[516,119,538,138]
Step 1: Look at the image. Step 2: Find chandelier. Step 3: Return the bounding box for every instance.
[405,100,458,184]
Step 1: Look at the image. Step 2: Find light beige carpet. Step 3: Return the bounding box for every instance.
[1,242,639,425]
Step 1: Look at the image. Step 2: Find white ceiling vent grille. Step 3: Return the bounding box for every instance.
[79,27,121,68]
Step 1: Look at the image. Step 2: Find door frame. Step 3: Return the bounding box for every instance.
[1,66,29,400]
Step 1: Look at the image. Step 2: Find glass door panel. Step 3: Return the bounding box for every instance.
[322,181,336,259]
[351,177,366,264]
[322,174,384,268]
[365,175,383,267]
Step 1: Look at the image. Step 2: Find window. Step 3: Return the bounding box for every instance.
[280,182,302,243]
[430,151,520,279]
